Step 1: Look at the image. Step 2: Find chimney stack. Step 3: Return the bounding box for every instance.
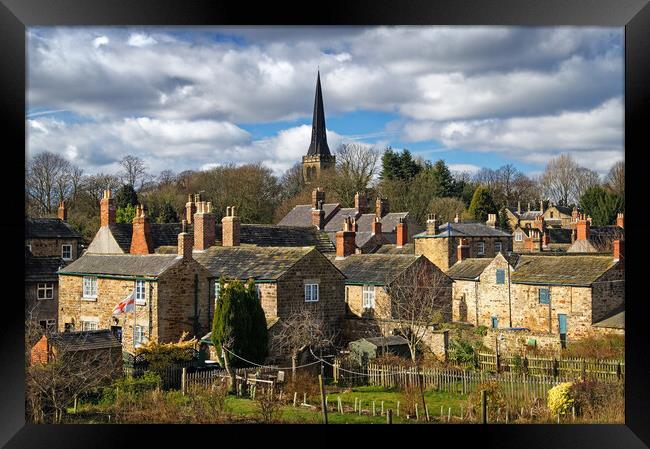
[312,200,325,230]
[130,204,153,254]
[572,207,579,223]
[576,213,590,241]
[613,239,624,269]
[540,200,544,214]
[336,217,356,259]
[193,201,216,250]
[57,201,67,221]
[517,201,521,214]
[221,205,240,247]
[178,219,193,259]
[454,213,461,223]
[355,191,368,214]
[527,202,531,212]
[616,212,624,229]
[371,216,382,236]
[100,189,116,227]
[426,214,438,236]
[185,194,197,224]
[457,238,470,262]
[311,187,325,210]
[486,213,497,228]
[376,197,389,217]
[396,217,408,248]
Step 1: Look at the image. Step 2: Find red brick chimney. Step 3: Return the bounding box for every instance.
[311,187,325,210]
[396,217,408,248]
[221,205,240,247]
[100,189,116,227]
[178,220,193,259]
[572,207,579,223]
[376,197,389,217]
[194,201,216,250]
[616,212,624,228]
[355,191,368,214]
[185,194,197,224]
[312,200,325,229]
[613,239,624,269]
[57,201,67,221]
[533,215,545,232]
[426,214,438,235]
[457,238,470,262]
[576,213,590,241]
[130,205,153,254]
[336,217,356,259]
[371,216,382,236]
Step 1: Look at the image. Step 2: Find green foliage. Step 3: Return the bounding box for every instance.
[134,333,197,374]
[579,185,624,227]
[473,326,488,337]
[380,148,422,181]
[547,382,574,417]
[448,339,476,364]
[157,201,179,223]
[429,160,456,197]
[244,279,269,364]
[468,185,496,222]
[497,206,511,232]
[469,380,506,416]
[115,184,139,209]
[101,371,162,403]
[116,204,136,223]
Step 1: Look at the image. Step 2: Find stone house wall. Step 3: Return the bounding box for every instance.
[483,328,563,354]
[452,279,478,324]
[345,285,391,320]
[590,265,624,323]
[476,255,514,328]
[415,236,512,272]
[27,238,80,260]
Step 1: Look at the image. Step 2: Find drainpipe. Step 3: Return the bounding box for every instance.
[507,262,512,328]
[475,282,479,326]
[193,274,199,336]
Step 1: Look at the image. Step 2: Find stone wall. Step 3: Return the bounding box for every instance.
[27,238,80,260]
[452,279,478,324]
[476,255,514,328]
[591,266,625,323]
[483,328,562,354]
[415,236,511,272]
[345,284,392,320]
[257,283,278,318]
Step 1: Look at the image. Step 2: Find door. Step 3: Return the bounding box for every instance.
[491,316,498,329]
[558,314,567,348]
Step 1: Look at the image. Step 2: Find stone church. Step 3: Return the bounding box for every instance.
[302,71,336,183]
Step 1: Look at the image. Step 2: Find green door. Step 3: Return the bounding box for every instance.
[558,314,567,348]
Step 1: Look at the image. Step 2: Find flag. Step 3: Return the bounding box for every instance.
[112,291,135,315]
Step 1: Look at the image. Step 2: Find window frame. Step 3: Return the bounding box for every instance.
[80,320,99,331]
[135,279,146,305]
[37,282,54,300]
[539,287,551,305]
[477,241,485,255]
[82,276,98,300]
[494,241,502,253]
[134,324,148,345]
[362,285,376,309]
[495,269,505,285]
[515,232,523,242]
[61,243,73,261]
[39,319,56,332]
[304,283,319,302]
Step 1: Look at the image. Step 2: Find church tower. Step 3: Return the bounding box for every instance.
[302,71,336,183]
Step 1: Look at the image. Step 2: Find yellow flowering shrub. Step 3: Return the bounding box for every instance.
[547,382,574,417]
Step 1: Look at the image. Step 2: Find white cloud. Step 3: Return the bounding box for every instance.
[128,33,157,47]
[448,163,481,174]
[92,35,109,48]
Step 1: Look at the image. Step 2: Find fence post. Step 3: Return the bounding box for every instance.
[553,358,559,379]
[616,362,622,381]
[481,389,487,424]
[318,374,328,424]
[387,409,393,424]
[181,367,187,396]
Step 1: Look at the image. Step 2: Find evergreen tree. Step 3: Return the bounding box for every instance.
[380,148,421,181]
[245,279,269,364]
[468,185,497,222]
[115,184,139,209]
[579,185,624,226]
[430,159,456,197]
[116,203,136,223]
[158,201,179,223]
[497,206,511,232]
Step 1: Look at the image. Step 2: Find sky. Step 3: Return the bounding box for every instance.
[26,26,624,178]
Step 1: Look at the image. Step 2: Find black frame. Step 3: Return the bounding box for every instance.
[2,0,648,447]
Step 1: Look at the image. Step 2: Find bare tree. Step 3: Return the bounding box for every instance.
[331,143,381,206]
[539,154,598,206]
[427,197,466,223]
[606,160,625,197]
[119,155,148,190]
[26,152,73,215]
[376,259,451,362]
[270,307,337,380]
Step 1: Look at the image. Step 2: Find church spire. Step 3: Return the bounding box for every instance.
[307,71,331,156]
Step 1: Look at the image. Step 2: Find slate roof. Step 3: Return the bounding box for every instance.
[323,208,359,231]
[549,205,573,216]
[277,203,340,227]
[26,218,82,239]
[59,254,181,277]
[332,254,421,285]
[518,211,543,221]
[567,226,624,253]
[25,256,65,282]
[373,243,416,255]
[108,223,185,253]
[414,222,511,239]
[510,254,617,286]
[592,307,625,329]
[49,330,122,351]
[362,335,410,347]
[194,246,319,281]
[325,231,391,251]
[355,212,409,234]
[447,258,493,280]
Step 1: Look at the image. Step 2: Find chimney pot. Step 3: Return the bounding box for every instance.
[130,205,153,254]
[613,239,624,269]
[396,217,408,247]
[355,191,368,214]
[221,206,240,247]
[371,216,382,236]
[426,214,438,235]
[193,202,216,250]
[616,212,624,228]
[100,189,116,227]
[457,238,470,262]
[58,201,67,221]
[178,229,193,259]
[336,220,356,259]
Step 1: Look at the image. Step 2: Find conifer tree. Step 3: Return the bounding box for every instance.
[468,185,497,222]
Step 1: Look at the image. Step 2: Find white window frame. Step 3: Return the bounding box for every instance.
[37,282,54,300]
[81,320,99,331]
[134,324,148,345]
[39,319,56,331]
[214,281,222,306]
[515,232,523,242]
[494,241,502,253]
[135,280,146,305]
[477,241,485,255]
[82,276,97,300]
[62,244,73,261]
[362,285,376,309]
[304,283,319,302]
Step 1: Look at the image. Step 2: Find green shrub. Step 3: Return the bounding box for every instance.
[101,371,162,403]
[474,326,488,337]
[448,339,476,364]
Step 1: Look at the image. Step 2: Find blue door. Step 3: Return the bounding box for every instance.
[558,314,567,348]
[491,316,498,329]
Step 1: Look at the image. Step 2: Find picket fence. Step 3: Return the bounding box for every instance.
[184,366,280,391]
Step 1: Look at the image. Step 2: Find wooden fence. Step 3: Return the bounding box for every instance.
[184,366,281,392]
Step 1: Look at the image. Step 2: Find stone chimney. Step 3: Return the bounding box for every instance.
[178,220,193,259]
[185,194,197,224]
[616,212,624,229]
[312,200,325,229]
[130,205,153,254]
[613,239,624,269]
[371,216,382,236]
[311,187,325,210]
[457,238,470,262]
[57,201,67,221]
[221,205,240,247]
[533,214,545,232]
[336,217,356,259]
[193,201,216,250]
[540,200,544,214]
[355,191,368,214]
[517,201,521,214]
[376,197,389,217]
[572,207,579,223]
[426,214,438,236]
[576,213,590,241]
[527,202,531,212]
[454,213,461,223]
[100,189,116,227]
[396,217,408,248]
[486,213,497,228]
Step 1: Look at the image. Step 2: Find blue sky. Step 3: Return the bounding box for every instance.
[26,26,624,177]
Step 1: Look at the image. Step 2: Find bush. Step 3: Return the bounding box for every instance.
[474,326,488,337]
[135,332,197,374]
[101,371,162,403]
[448,339,476,365]
[562,335,624,360]
[547,382,574,417]
[469,381,506,418]
[399,383,421,419]
[255,390,283,423]
[570,379,624,422]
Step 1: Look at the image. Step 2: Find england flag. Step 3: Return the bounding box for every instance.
[112,291,135,315]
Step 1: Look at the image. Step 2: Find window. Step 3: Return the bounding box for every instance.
[254,284,262,300]
[26,244,32,252]
[37,283,54,300]
[62,244,72,260]
[214,281,222,304]
[81,320,98,331]
[134,325,148,345]
[82,276,97,299]
[64,323,74,332]
[304,283,319,302]
[539,287,550,304]
[515,232,523,242]
[495,269,505,285]
[39,319,56,332]
[477,242,485,255]
[135,280,146,305]
[494,241,502,253]
[362,285,376,309]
